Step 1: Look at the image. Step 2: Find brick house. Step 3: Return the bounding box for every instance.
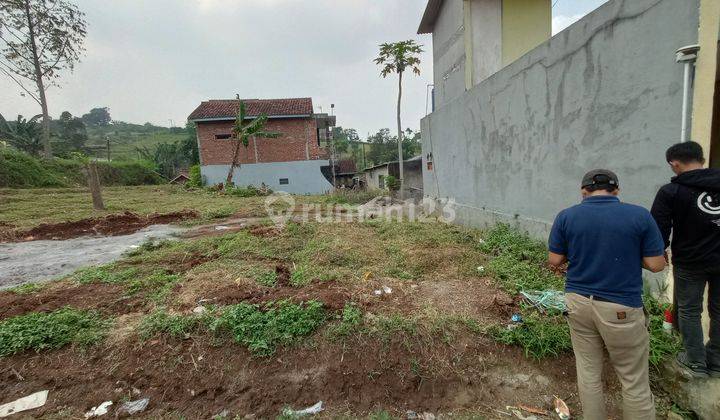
[188,97,336,194]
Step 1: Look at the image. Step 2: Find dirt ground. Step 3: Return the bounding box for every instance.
[0,210,198,242]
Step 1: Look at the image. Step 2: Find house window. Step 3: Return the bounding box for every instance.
[279,178,289,185]
[215,133,232,140]
[378,174,385,189]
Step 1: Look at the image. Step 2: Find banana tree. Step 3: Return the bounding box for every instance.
[0,113,43,156]
[226,101,280,185]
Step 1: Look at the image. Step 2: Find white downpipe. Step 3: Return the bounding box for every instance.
[681,62,692,142]
[676,44,700,142]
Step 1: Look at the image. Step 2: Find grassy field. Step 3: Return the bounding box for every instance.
[0,187,683,418]
[85,125,188,161]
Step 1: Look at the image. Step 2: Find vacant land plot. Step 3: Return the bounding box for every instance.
[0,188,681,418]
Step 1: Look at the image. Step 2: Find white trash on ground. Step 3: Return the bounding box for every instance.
[280,401,323,417]
[117,398,149,416]
[0,390,48,418]
[85,401,113,418]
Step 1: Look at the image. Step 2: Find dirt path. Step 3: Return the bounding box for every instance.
[0,225,185,289]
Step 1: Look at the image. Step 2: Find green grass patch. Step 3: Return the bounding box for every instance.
[645,295,683,368]
[0,307,110,356]
[487,253,563,294]
[211,300,326,356]
[480,223,548,264]
[328,303,363,338]
[139,309,205,339]
[126,270,180,303]
[8,282,45,295]
[489,312,572,359]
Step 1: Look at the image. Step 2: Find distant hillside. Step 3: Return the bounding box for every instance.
[85,122,190,160]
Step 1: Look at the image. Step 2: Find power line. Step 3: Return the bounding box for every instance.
[553,0,560,8]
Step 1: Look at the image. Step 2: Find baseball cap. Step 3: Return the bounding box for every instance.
[581,169,619,189]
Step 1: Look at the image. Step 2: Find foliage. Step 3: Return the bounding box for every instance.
[645,294,683,368]
[139,309,204,339]
[320,189,382,205]
[0,148,163,188]
[480,223,548,264]
[187,164,202,188]
[72,264,138,284]
[126,270,180,303]
[365,128,421,167]
[211,300,326,356]
[51,111,88,156]
[0,307,109,356]
[255,270,278,287]
[224,184,272,197]
[487,253,563,294]
[374,40,423,78]
[8,282,44,295]
[0,113,43,155]
[385,175,399,191]
[328,303,363,338]
[81,107,111,126]
[489,312,572,359]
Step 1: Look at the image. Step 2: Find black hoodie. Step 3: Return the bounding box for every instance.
[651,168,720,268]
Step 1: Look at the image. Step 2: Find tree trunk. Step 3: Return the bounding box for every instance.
[225,137,243,186]
[87,162,105,210]
[397,71,405,200]
[24,0,52,158]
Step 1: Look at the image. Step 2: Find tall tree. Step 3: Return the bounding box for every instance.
[374,40,423,199]
[0,0,88,158]
[52,110,87,155]
[226,101,280,185]
[81,107,111,126]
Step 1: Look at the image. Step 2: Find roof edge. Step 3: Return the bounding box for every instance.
[417,0,444,34]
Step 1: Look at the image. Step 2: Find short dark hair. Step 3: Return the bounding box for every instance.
[666,141,705,164]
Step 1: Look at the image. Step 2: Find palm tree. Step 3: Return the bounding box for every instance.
[374,40,423,199]
[226,101,280,185]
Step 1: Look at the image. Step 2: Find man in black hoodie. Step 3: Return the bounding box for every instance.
[651,141,720,378]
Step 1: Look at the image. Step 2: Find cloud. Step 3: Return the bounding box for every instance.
[552,14,584,35]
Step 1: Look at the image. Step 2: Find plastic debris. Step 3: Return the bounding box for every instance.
[476,266,485,273]
[215,225,230,231]
[382,286,392,294]
[192,306,207,314]
[554,397,571,420]
[406,412,435,420]
[520,290,566,313]
[0,390,48,418]
[511,314,523,323]
[85,401,113,418]
[117,398,149,416]
[280,401,323,417]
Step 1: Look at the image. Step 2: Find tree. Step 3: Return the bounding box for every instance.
[226,101,279,185]
[81,107,111,126]
[374,40,423,199]
[0,0,88,158]
[0,113,43,155]
[52,110,87,155]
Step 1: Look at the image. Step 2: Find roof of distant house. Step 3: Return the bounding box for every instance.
[364,156,422,172]
[337,159,357,175]
[417,0,444,34]
[188,98,314,121]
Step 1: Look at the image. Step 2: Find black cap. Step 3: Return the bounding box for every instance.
[581,169,619,189]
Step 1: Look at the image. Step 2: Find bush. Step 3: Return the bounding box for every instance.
[186,164,202,188]
[0,148,164,188]
[489,312,572,359]
[385,175,399,191]
[645,295,683,367]
[0,307,110,356]
[211,300,326,356]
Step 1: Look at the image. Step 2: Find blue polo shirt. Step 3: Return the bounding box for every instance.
[548,195,665,308]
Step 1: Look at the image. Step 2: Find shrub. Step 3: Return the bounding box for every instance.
[0,307,110,356]
[186,164,202,188]
[385,175,399,191]
[211,300,326,356]
[645,295,683,367]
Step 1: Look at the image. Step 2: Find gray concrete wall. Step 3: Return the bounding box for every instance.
[201,160,333,194]
[432,0,466,108]
[470,0,502,86]
[422,0,700,237]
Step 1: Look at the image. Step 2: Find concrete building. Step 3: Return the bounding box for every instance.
[419,0,551,109]
[188,98,335,194]
[418,0,719,238]
[363,157,424,199]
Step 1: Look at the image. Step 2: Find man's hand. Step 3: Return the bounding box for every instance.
[642,255,666,273]
[548,252,567,267]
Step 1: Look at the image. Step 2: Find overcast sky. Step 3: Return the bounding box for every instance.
[0,0,607,138]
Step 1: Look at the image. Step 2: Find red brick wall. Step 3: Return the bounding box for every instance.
[197,118,328,165]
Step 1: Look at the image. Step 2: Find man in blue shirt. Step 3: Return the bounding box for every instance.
[548,169,666,420]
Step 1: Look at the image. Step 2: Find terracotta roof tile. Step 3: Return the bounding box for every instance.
[188,98,313,121]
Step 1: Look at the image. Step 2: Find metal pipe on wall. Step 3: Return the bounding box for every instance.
[676,44,700,142]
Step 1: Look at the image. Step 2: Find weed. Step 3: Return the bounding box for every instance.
[481,223,548,264]
[0,307,110,356]
[371,314,418,342]
[328,303,363,338]
[126,270,180,303]
[487,253,563,293]
[320,189,382,205]
[255,270,278,287]
[73,265,139,285]
[211,300,326,356]
[489,312,572,359]
[8,282,45,295]
[290,264,312,287]
[645,294,682,368]
[139,309,205,339]
[368,410,393,420]
[204,207,235,220]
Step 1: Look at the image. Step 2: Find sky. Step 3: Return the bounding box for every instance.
[0,0,608,138]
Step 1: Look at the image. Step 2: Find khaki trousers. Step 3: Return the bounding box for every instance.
[565,293,656,420]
